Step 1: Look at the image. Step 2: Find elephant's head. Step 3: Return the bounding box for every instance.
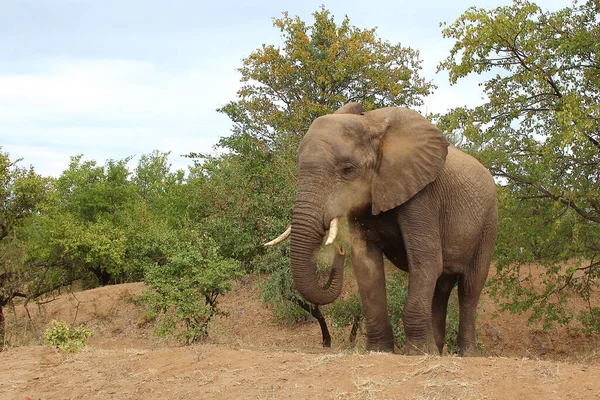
[290,103,449,305]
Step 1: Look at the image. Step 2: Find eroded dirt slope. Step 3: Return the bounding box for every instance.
[1,280,599,399]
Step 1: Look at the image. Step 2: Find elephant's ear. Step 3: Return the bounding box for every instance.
[369,107,449,215]
[333,102,365,115]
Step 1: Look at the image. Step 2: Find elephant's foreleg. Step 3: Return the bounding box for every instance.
[403,265,442,356]
[350,224,394,352]
[432,274,458,354]
[398,204,444,356]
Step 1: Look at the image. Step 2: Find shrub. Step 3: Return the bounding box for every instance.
[140,231,242,344]
[44,320,93,352]
[257,252,311,325]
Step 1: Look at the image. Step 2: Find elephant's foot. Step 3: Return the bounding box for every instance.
[403,338,440,356]
[458,343,481,357]
[366,340,395,353]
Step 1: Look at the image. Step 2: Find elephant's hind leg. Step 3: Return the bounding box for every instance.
[457,223,496,356]
[432,274,458,354]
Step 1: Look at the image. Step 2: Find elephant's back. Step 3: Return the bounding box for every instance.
[443,146,496,198]
[430,147,497,270]
[434,146,497,224]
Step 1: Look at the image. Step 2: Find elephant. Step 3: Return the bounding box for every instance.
[275,102,497,356]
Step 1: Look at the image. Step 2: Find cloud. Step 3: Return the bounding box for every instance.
[3,144,73,178]
[0,58,240,176]
[0,58,238,124]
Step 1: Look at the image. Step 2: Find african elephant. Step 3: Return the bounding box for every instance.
[285,103,497,356]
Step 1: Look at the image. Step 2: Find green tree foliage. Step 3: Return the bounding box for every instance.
[0,148,48,241]
[186,135,293,269]
[219,6,434,147]
[0,148,49,346]
[2,148,243,346]
[55,155,136,223]
[23,152,186,288]
[133,150,187,226]
[438,0,600,328]
[35,155,139,285]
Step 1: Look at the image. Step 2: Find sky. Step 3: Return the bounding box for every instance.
[1,0,568,177]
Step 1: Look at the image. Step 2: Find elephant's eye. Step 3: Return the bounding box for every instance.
[341,163,357,176]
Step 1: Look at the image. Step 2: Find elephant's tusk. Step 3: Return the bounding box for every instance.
[264,219,338,247]
[263,226,291,247]
[325,218,339,245]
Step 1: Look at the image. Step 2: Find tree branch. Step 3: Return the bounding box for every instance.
[492,168,600,223]
[0,224,8,242]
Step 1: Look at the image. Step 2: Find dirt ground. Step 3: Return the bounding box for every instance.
[2,278,600,399]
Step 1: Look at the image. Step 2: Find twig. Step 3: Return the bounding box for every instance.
[71,292,82,325]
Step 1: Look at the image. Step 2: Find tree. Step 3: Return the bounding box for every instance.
[219,6,434,147]
[214,7,435,342]
[0,148,48,242]
[132,150,186,226]
[438,0,600,328]
[20,152,181,292]
[0,148,48,347]
[215,6,434,253]
[55,155,136,224]
[186,134,294,269]
[2,149,230,347]
[44,156,139,285]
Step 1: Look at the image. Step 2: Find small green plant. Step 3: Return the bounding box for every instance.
[44,320,93,352]
[444,293,461,354]
[258,248,339,347]
[578,307,600,335]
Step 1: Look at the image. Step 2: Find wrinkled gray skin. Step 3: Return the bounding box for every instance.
[290,103,497,356]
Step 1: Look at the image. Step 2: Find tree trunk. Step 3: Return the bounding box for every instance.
[91,266,112,286]
[0,304,5,351]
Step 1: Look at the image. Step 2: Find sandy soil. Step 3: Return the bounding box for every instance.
[1,279,600,399]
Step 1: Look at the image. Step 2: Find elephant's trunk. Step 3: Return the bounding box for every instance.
[290,199,345,305]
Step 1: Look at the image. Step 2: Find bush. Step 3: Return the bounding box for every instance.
[140,231,242,344]
[444,293,461,354]
[323,271,410,349]
[44,320,93,352]
[329,293,362,328]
